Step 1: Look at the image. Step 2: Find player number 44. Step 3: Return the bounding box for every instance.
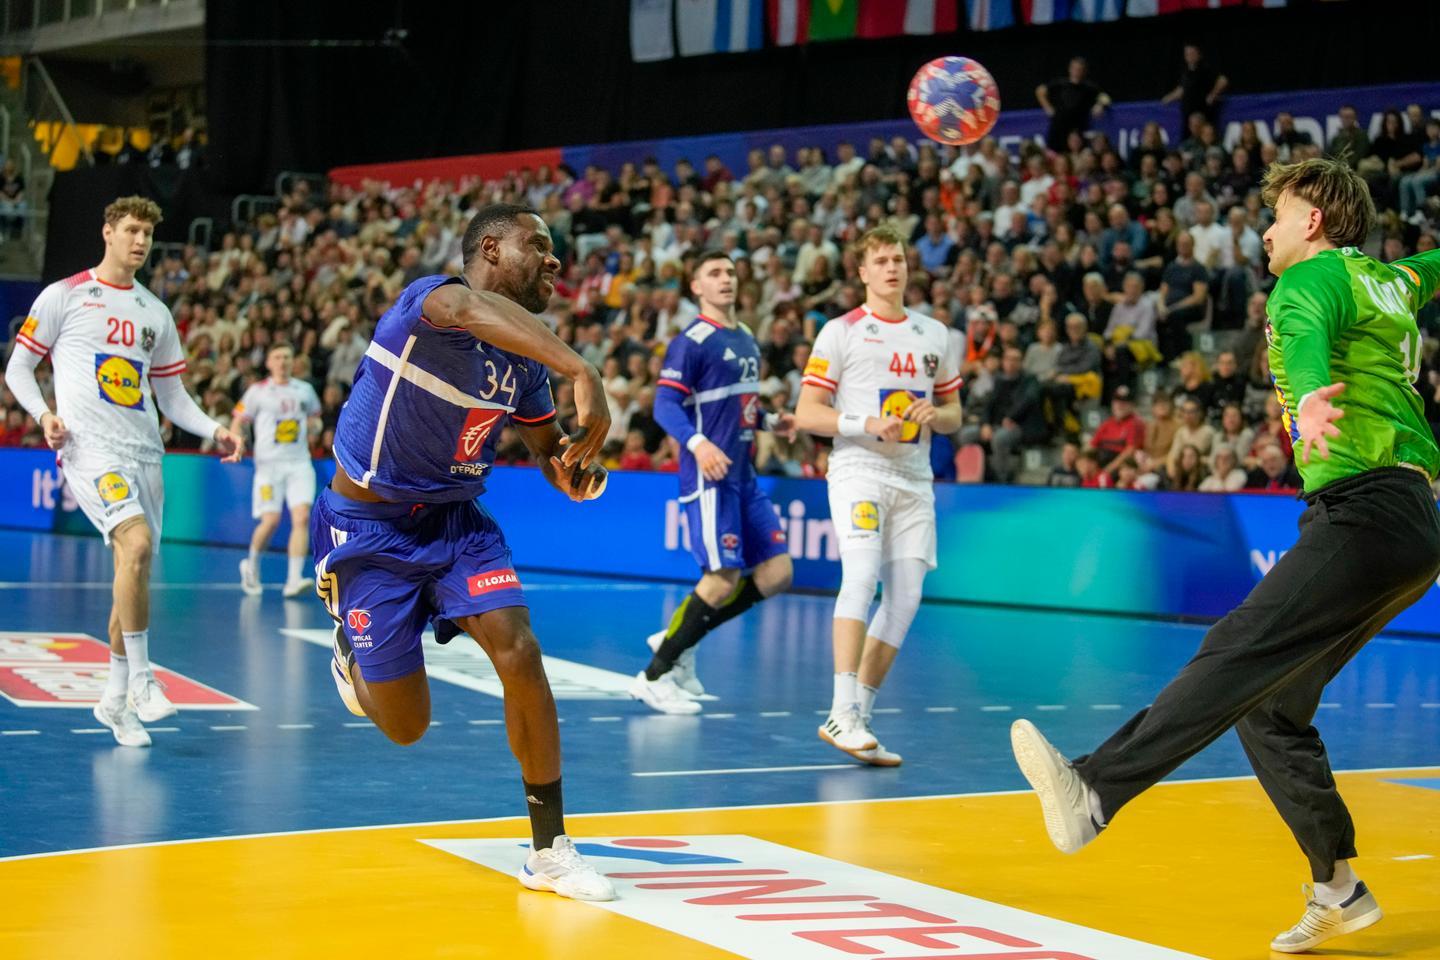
[889,352,917,377]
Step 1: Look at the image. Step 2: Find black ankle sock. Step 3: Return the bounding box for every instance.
[645,592,717,680]
[524,777,565,850]
[705,576,766,631]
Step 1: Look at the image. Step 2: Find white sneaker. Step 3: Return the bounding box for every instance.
[1010,718,1100,854]
[629,670,701,715]
[93,696,151,747]
[1270,882,1382,953]
[519,835,617,901]
[331,624,365,717]
[282,576,315,599]
[128,673,177,722]
[818,707,878,758]
[239,558,263,596]
[646,629,704,697]
[854,717,902,767]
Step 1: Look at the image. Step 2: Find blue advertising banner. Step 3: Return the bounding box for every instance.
[561,80,1440,175]
[1,450,1436,635]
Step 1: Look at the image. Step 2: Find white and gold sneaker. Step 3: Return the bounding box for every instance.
[1011,718,1101,854]
[519,835,617,901]
[1270,882,1382,954]
[818,706,878,758]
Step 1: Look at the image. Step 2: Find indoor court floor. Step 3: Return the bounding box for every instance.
[1,529,1437,959]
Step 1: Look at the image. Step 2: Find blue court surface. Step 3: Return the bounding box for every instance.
[2,527,1438,861]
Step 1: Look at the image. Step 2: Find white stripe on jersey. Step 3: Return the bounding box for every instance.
[363,336,418,488]
[362,340,513,412]
[684,380,760,406]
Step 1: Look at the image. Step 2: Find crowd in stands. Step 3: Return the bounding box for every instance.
[4,86,1440,494]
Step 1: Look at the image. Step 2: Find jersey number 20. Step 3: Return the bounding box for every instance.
[106,317,135,347]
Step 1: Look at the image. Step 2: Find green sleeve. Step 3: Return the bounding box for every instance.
[1269,261,1348,401]
[1392,249,1440,309]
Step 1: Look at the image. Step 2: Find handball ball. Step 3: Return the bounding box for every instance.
[907,56,1000,146]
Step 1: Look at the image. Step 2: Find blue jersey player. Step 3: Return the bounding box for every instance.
[629,251,796,714]
[314,205,615,901]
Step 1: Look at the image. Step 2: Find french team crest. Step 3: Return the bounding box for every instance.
[923,353,939,377]
[141,326,156,352]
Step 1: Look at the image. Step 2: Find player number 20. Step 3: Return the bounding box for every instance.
[480,360,518,406]
[105,317,135,347]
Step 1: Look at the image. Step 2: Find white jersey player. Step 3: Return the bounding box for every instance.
[233,342,322,598]
[3,196,244,747]
[795,225,963,766]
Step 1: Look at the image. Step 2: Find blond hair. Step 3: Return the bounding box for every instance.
[854,224,906,262]
[1260,155,1375,248]
[104,195,163,227]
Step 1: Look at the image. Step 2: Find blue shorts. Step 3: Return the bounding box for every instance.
[683,482,789,573]
[311,488,526,683]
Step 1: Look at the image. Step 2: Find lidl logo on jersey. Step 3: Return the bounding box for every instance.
[94,354,145,409]
[851,500,879,531]
[430,835,1200,960]
[274,418,300,444]
[879,389,923,443]
[0,632,255,709]
[467,568,521,596]
[454,408,503,464]
[94,471,131,505]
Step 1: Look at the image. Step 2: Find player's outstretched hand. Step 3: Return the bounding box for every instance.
[866,416,906,443]
[560,367,610,470]
[40,412,69,450]
[1297,382,1345,464]
[903,399,938,427]
[695,439,733,481]
[213,425,246,464]
[552,460,607,503]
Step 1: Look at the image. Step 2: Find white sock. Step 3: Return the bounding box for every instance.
[287,555,305,583]
[122,630,151,680]
[248,546,260,568]
[858,682,878,721]
[1314,860,1358,905]
[104,653,128,703]
[831,672,858,716]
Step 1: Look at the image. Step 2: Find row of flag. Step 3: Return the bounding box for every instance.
[632,0,1305,60]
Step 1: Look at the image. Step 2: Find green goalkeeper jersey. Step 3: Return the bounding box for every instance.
[1266,246,1440,492]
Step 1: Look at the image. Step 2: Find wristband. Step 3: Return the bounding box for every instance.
[686,434,708,452]
[837,413,869,438]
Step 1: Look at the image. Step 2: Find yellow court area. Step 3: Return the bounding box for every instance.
[3,769,1438,960]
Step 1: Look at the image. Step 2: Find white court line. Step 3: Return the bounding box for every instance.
[209,725,246,731]
[1319,703,1341,709]
[468,719,503,725]
[69,728,108,734]
[341,722,371,728]
[5,763,1437,864]
[1,729,39,735]
[1037,705,1067,711]
[1366,703,1396,709]
[872,707,902,714]
[925,706,957,713]
[277,723,314,730]
[635,763,858,777]
[1423,703,1440,709]
[1394,854,1434,861]
[980,705,1012,712]
[759,711,791,717]
[588,716,621,722]
[147,727,179,733]
[702,713,735,719]
[1091,704,1123,710]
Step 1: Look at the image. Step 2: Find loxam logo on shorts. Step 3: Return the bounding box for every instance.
[467,568,521,596]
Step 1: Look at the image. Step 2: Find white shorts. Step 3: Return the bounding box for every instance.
[60,448,164,550]
[826,472,937,569]
[253,459,317,518]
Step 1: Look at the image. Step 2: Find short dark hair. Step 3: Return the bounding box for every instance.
[461,203,539,267]
[690,249,733,283]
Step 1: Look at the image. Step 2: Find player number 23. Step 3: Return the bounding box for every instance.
[480,360,518,406]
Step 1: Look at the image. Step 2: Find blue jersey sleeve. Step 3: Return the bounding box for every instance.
[657,335,696,397]
[511,362,556,425]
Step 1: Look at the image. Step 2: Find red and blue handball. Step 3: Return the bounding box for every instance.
[906,56,1001,146]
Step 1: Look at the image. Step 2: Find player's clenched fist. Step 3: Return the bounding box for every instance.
[40,412,69,450]
[866,416,906,443]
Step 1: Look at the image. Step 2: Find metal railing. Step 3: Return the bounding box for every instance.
[275,170,325,200]
[231,193,280,229]
[21,56,93,168]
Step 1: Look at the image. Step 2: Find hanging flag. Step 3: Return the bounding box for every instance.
[967,0,1016,31]
[679,0,765,54]
[809,0,858,41]
[1072,0,1121,19]
[1126,0,1158,14]
[858,0,960,36]
[1021,0,1071,23]
[630,0,675,62]
[768,0,811,43]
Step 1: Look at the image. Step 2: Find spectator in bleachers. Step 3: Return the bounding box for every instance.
[1161,44,1228,128]
[1213,403,1255,468]
[1043,312,1102,436]
[1076,449,1109,488]
[1328,105,1370,166]
[1173,350,1215,414]
[1090,385,1145,469]
[1199,446,1247,492]
[1208,350,1247,416]
[1168,397,1215,475]
[1400,117,1440,224]
[1167,444,1207,492]
[1272,112,1313,162]
[959,345,1047,483]
[1143,391,1180,466]
[1036,57,1109,152]
[0,158,26,239]
[1157,232,1210,358]
[1246,442,1302,491]
[1047,442,1082,487]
